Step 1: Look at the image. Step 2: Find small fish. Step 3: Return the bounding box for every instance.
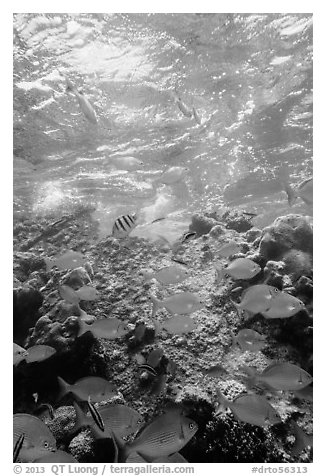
[112,213,138,238]
[13,434,25,462]
[138,364,158,377]
[216,258,261,284]
[230,284,279,317]
[176,98,193,118]
[202,364,227,378]
[150,292,204,317]
[57,375,117,402]
[147,348,164,368]
[75,285,99,301]
[58,284,80,304]
[13,343,29,365]
[261,292,305,319]
[150,373,168,396]
[13,414,56,460]
[282,177,313,207]
[110,156,144,171]
[242,362,313,391]
[141,266,188,285]
[156,315,198,335]
[181,231,197,244]
[289,421,313,456]
[25,345,56,363]
[65,77,97,124]
[157,166,188,185]
[77,316,129,339]
[45,250,86,272]
[216,389,281,428]
[293,385,313,402]
[216,240,242,258]
[231,329,266,353]
[153,452,188,463]
[192,107,201,125]
[87,397,105,432]
[119,411,198,462]
[34,450,78,462]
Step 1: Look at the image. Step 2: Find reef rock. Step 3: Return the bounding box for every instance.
[259,215,313,261]
[13,286,44,343]
[189,214,217,237]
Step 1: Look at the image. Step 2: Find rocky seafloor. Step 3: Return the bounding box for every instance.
[13,206,313,463]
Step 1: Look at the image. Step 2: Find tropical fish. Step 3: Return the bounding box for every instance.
[261,292,305,319]
[110,156,144,171]
[192,107,201,125]
[25,345,56,363]
[58,284,80,304]
[65,77,98,124]
[242,362,313,391]
[75,285,99,301]
[153,452,188,463]
[77,317,129,339]
[13,343,28,365]
[117,411,198,462]
[141,266,188,285]
[293,385,313,402]
[157,166,188,185]
[231,329,266,353]
[176,98,193,118]
[13,414,56,462]
[156,315,198,335]
[181,231,197,243]
[146,348,164,368]
[216,258,261,283]
[230,284,279,317]
[138,364,158,377]
[34,450,78,462]
[13,434,25,462]
[282,177,313,207]
[216,240,242,258]
[150,373,168,396]
[216,389,281,427]
[73,402,144,440]
[45,250,86,272]
[57,375,117,402]
[150,292,204,317]
[202,364,227,378]
[112,213,138,238]
[87,397,105,432]
[289,421,313,457]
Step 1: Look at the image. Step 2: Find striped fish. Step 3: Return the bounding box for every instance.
[138,364,158,377]
[13,434,25,462]
[112,213,138,238]
[87,397,105,432]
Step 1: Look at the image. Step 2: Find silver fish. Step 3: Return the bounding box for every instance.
[231,284,278,317]
[156,315,198,335]
[57,375,117,402]
[141,266,188,285]
[231,329,266,353]
[176,99,193,118]
[25,345,56,363]
[45,250,86,272]
[13,414,56,462]
[77,317,129,339]
[150,292,204,317]
[192,107,201,125]
[261,292,305,319]
[13,343,29,366]
[65,77,97,124]
[216,258,261,283]
[216,240,242,258]
[243,362,313,391]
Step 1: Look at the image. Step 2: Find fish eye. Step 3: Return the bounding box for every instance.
[189,422,195,430]
[274,288,279,293]
[137,418,143,425]
[44,441,49,449]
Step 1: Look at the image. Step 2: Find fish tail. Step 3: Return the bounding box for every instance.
[241,365,258,389]
[215,266,225,285]
[230,299,242,319]
[281,181,297,206]
[215,388,230,415]
[57,376,70,401]
[72,402,90,433]
[149,295,163,318]
[76,316,90,337]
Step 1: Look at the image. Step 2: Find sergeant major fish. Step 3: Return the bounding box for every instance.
[112,213,138,239]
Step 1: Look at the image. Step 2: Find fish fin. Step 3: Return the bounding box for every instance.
[126,452,148,463]
[215,266,225,285]
[240,365,257,389]
[290,422,313,456]
[230,299,242,319]
[56,376,70,401]
[149,295,163,318]
[76,316,91,337]
[281,181,297,206]
[72,401,90,433]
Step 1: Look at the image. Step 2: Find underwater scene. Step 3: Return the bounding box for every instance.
[13,13,313,464]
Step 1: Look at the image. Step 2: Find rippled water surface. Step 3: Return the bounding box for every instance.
[13,13,313,240]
